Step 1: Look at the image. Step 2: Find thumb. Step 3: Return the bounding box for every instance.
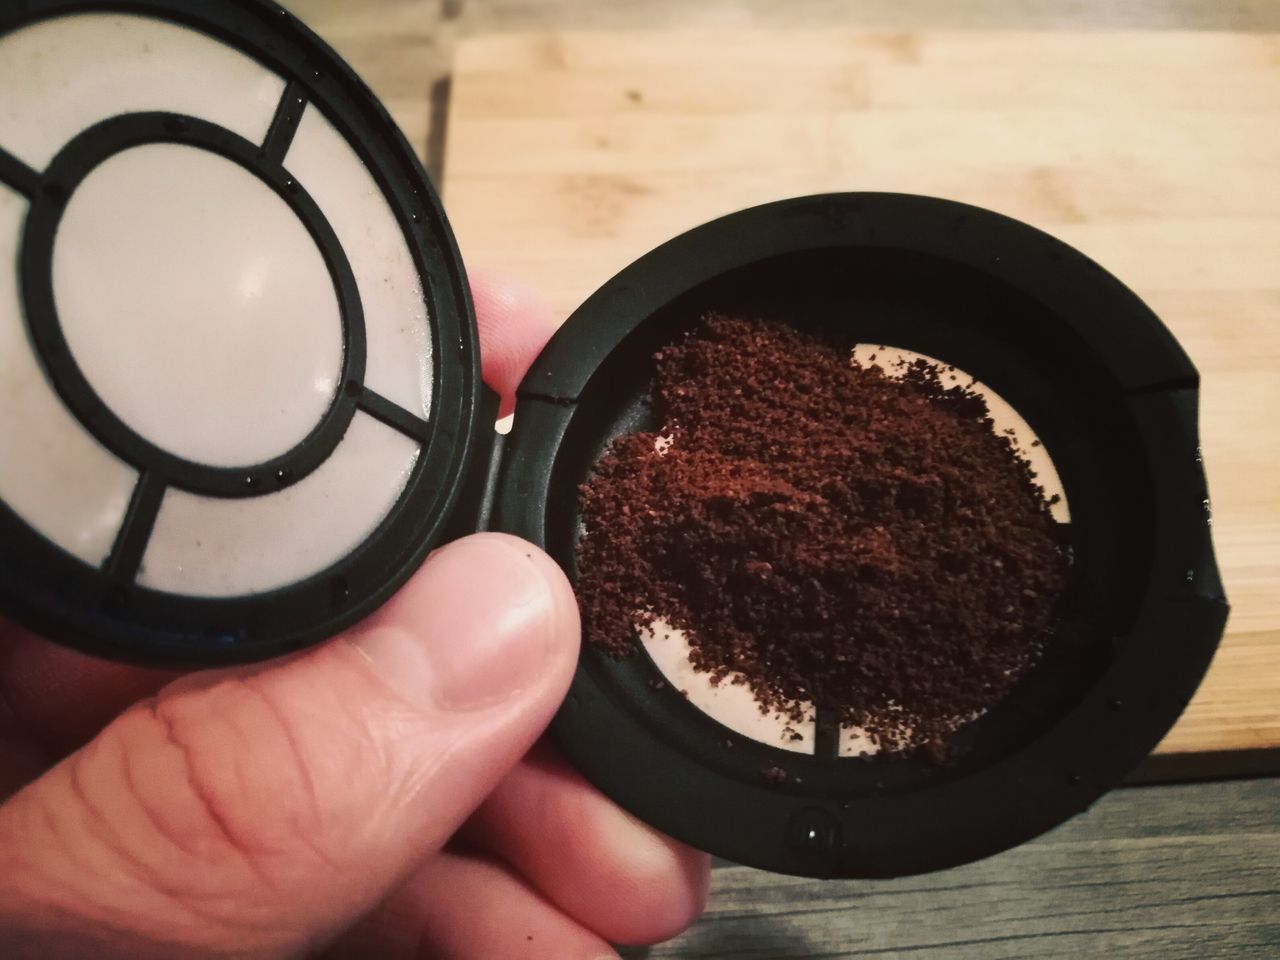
[0,533,579,960]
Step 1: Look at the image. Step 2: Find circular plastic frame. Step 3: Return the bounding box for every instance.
[0,0,483,664]
[494,193,1229,877]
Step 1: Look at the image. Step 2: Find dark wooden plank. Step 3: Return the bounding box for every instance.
[626,779,1280,959]
[1130,748,1280,784]
[452,0,1280,31]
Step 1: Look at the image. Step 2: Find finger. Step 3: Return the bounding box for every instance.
[328,849,618,960]
[470,268,560,417]
[0,533,580,960]
[462,743,710,945]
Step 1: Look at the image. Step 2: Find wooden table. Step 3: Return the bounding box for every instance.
[290,2,1279,955]
[632,778,1280,959]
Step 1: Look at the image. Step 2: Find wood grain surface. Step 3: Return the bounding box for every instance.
[441,29,1280,764]
[288,0,1280,176]
[627,778,1280,959]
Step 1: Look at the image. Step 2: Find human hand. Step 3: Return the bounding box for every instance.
[0,271,710,959]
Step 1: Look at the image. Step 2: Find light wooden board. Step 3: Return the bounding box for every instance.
[443,30,1280,763]
[287,1,1280,177]
[629,778,1280,959]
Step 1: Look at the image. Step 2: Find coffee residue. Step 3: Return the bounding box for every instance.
[576,314,1068,756]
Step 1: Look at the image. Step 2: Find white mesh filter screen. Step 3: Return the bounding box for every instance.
[642,619,817,754]
[0,182,137,565]
[0,14,284,170]
[140,414,419,597]
[53,143,343,467]
[286,107,433,419]
[0,12,442,599]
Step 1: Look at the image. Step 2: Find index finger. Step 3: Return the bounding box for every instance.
[470,268,561,417]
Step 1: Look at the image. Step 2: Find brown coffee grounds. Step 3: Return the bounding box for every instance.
[576,314,1068,756]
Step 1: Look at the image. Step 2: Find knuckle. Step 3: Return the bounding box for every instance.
[4,707,305,954]
[7,660,415,955]
[39,678,339,930]
[138,678,332,878]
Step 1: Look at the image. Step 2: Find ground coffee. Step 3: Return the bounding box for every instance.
[576,314,1068,756]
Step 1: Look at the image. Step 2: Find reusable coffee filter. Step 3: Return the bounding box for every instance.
[498,198,1227,877]
[0,1,1227,877]
[0,0,489,663]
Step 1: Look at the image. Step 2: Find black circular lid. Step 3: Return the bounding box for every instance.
[493,193,1229,877]
[0,0,485,663]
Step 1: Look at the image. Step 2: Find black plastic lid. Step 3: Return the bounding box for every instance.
[0,0,486,664]
[493,193,1229,877]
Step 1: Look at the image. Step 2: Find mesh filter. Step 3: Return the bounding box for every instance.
[495,193,1228,878]
[0,1,482,663]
